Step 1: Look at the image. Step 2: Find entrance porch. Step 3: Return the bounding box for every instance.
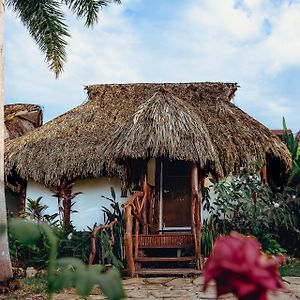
[124,159,202,276]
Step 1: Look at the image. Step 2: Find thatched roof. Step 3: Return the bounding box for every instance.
[102,89,220,172]
[5,82,291,186]
[5,104,43,140]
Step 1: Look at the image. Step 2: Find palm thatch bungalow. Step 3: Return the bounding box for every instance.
[5,104,43,215]
[5,82,291,275]
[5,104,42,141]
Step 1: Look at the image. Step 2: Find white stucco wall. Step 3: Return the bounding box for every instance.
[201,176,232,221]
[26,177,127,230]
[26,175,226,230]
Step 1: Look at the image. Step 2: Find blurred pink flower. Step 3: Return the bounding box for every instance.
[203,232,284,300]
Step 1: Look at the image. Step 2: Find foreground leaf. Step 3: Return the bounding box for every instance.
[9,218,41,245]
[98,268,125,300]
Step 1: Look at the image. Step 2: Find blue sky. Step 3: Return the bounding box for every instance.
[4,0,300,132]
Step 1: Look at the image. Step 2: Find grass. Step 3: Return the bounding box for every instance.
[280,259,300,277]
[0,277,47,300]
[20,277,47,294]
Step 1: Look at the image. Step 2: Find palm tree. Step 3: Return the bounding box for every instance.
[0,0,121,282]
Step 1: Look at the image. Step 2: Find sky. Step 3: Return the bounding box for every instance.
[4,0,300,132]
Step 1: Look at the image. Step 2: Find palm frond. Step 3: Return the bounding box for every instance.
[64,0,121,27]
[6,0,70,77]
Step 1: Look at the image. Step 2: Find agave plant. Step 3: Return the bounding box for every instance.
[283,117,300,195]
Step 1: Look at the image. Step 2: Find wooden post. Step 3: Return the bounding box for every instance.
[261,164,268,184]
[148,188,155,233]
[134,219,139,258]
[191,163,202,269]
[196,186,202,269]
[124,205,135,276]
[19,182,27,215]
[141,176,148,234]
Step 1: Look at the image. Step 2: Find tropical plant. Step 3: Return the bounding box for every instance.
[205,173,296,255]
[9,224,92,269]
[52,184,81,231]
[201,217,218,258]
[98,230,123,270]
[0,0,122,282]
[5,0,121,77]
[102,187,125,263]
[8,227,50,269]
[283,117,300,196]
[57,229,91,263]
[9,218,125,300]
[22,197,59,225]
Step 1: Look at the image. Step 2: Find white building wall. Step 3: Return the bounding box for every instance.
[26,177,127,230]
[26,175,224,230]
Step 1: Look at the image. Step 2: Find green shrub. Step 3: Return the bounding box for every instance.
[99,187,125,269]
[280,259,300,277]
[283,118,300,195]
[9,218,125,300]
[201,217,218,257]
[9,188,126,269]
[204,172,298,256]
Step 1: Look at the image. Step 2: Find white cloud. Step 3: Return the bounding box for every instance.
[4,0,300,131]
[175,0,300,76]
[265,99,292,116]
[185,0,264,41]
[156,0,299,130]
[263,2,300,73]
[4,0,143,121]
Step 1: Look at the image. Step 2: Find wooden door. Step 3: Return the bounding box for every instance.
[162,160,191,229]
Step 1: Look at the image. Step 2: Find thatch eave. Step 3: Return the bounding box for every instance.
[4,82,291,187]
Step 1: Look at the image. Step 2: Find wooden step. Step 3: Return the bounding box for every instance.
[134,256,194,262]
[136,233,194,249]
[135,268,202,276]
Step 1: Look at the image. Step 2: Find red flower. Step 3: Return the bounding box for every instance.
[203,232,284,300]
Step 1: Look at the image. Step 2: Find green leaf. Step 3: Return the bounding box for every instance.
[6,0,70,77]
[75,269,95,296]
[49,270,75,292]
[98,268,125,300]
[50,257,87,293]
[9,218,41,245]
[111,187,116,201]
[64,0,121,27]
[57,257,85,270]
[283,116,288,132]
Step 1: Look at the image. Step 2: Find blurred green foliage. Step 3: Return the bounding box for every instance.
[9,218,125,300]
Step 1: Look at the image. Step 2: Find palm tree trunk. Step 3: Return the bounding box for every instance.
[0,0,13,281]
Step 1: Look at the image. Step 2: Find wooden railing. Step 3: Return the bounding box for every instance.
[123,177,150,276]
[88,219,118,265]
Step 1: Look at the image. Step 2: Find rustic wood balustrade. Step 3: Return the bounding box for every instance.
[88,219,118,265]
[123,177,150,276]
